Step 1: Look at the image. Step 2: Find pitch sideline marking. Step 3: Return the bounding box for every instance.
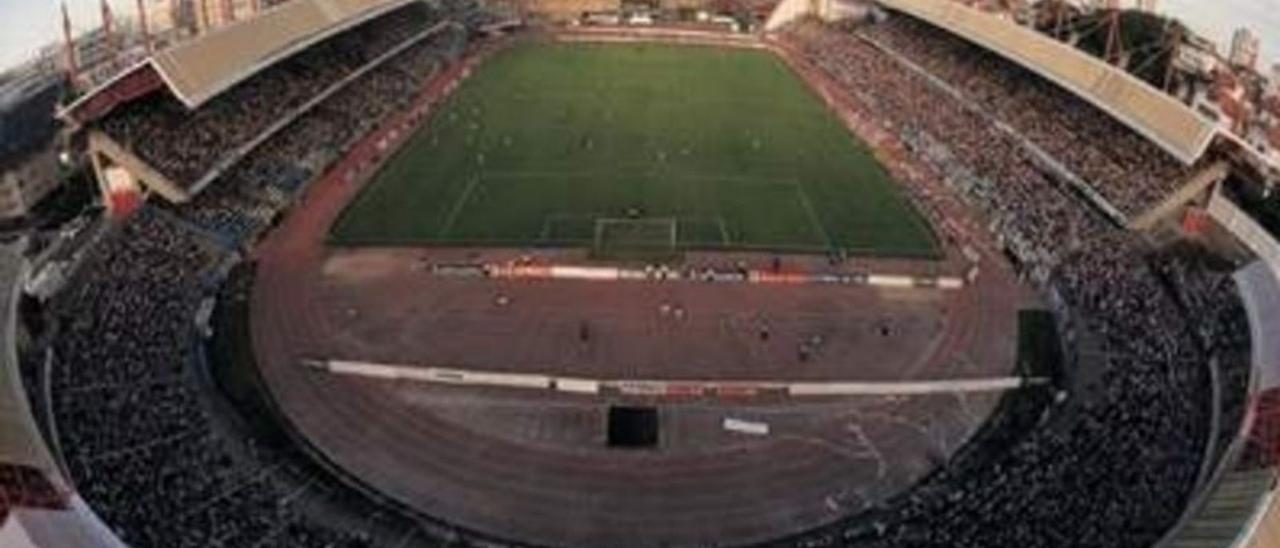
[438,176,482,238]
[538,215,553,241]
[716,216,731,245]
[794,183,835,252]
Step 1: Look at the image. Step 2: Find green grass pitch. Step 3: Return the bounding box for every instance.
[330,42,938,257]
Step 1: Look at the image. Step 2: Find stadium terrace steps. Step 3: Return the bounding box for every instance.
[1169,468,1276,548]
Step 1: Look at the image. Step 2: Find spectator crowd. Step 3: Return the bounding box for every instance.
[30,8,1254,548]
[774,17,1251,548]
[48,209,375,547]
[168,22,469,246]
[860,16,1201,219]
[41,4,490,548]
[99,2,441,187]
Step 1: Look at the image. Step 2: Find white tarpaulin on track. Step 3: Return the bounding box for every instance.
[314,360,1039,397]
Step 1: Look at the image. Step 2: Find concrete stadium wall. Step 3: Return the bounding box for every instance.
[554,26,766,47]
[1210,187,1280,284]
[0,241,130,548]
[1235,261,1280,392]
[764,0,814,30]
[521,0,619,17]
[0,241,62,478]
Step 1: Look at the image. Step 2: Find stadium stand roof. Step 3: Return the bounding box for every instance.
[152,0,418,107]
[875,0,1217,165]
[61,0,416,123]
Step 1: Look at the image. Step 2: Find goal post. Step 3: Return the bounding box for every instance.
[591,217,679,262]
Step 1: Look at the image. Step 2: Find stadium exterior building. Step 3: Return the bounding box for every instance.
[0,78,65,221]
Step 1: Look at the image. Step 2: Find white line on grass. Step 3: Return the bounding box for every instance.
[716,216,731,245]
[482,169,797,187]
[438,176,482,238]
[795,184,835,252]
[537,216,553,241]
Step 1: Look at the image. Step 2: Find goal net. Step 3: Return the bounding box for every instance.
[592,218,678,262]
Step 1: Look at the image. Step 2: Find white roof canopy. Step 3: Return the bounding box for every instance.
[877,0,1216,165]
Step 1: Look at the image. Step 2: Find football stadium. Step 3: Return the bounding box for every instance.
[1,0,1279,547]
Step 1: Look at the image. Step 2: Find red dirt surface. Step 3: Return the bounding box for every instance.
[249,32,1039,547]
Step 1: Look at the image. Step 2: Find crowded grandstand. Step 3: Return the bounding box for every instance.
[1,0,1278,546]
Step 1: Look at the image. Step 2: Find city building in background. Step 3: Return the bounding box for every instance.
[203,0,260,29]
[52,0,290,92]
[1231,27,1261,70]
[0,0,302,222]
[0,76,65,220]
[143,0,188,40]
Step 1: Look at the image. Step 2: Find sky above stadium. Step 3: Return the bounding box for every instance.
[0,0,126,72]
[1161,0,1280,73]
[0,0,1278,73]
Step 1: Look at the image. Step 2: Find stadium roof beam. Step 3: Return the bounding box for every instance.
[149,0,420,109]
[60,0,419,125]
[182,20,458,197]
[874,0,1217,166]
[1128,160,1230,232]
[79,19,458,208]
[86,130,190,205]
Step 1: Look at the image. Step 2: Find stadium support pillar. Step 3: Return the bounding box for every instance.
[101,0,118,59]
[87,131,191,215]
[764,0,816,30]
[1129,160,1231,233]
[222,0,236,23]
[198,0,211,33]
[61,3,82,92]
[135,0,154,54]
[765,0,871,30]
